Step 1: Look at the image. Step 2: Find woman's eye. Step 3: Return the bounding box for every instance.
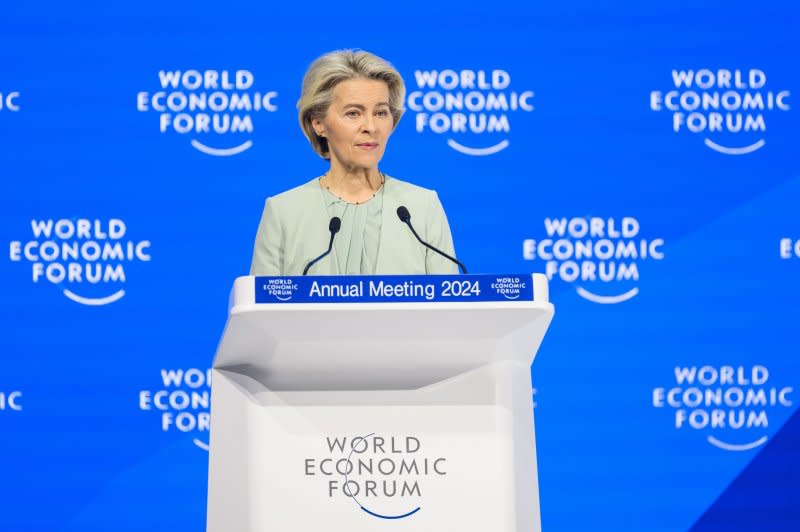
[376,110,389,117]
[346,110,359,117]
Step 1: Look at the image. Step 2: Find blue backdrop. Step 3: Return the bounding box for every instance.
[1,1,798,530]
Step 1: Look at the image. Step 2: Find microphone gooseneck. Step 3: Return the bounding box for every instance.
[396,206,468,274]
[303,216,341,275]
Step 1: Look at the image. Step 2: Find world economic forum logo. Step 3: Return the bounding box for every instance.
[304,433,447,520]
[407,68,534,156]
[490,276,528,300]
[137,69,278,156]
[262,278,300,301]
[8,218,151,306]
[139,368,211,451]
[0,390,23,412]
[1,91,21,112]
[522,216,664,304]
[653,365,793,451]
[650,68,790,155]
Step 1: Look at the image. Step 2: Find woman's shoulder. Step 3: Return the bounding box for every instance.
[384,175,439,200]
[264,177,321,208]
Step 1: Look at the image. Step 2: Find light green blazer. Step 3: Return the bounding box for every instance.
[249,176,459,276]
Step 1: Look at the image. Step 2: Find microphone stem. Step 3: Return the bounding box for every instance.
[303,231,336,275]
[404,221,467,274]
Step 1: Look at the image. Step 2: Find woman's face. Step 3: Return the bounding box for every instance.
[313,78,394,172]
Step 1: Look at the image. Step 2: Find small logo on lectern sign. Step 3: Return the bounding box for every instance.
[522,216,664,304]
[0,391,23,412]
[407,68,534,156]
[490,276,527,300]
[8,218,152,306]
[136,69,278,156]
[1,91,21,112]
[304,433,447,520]
[652,365,793,451]
[649,68,790,155]
[780,237,800,259]
[138,368,211,451]
[263,278,300,301]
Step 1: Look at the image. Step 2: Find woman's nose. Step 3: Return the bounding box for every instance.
[361,115,375,132]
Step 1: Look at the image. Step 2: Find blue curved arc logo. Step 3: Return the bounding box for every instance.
[344,432,423,521]
[360,505,421,520]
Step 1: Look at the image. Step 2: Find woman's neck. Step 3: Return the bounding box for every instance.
[323,162,383,203]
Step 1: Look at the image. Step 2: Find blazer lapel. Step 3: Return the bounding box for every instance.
[294,180,340,276]
[375,177,398,274]
[317,183,340,275]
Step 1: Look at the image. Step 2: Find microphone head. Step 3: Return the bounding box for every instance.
[396,206,411,223]
[329,216,342,233]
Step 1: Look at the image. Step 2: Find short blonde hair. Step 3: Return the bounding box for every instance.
[297,49,406,159]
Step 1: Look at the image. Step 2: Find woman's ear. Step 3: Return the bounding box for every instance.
[311,117,326,137]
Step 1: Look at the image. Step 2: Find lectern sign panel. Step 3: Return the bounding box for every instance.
[304,432,446,520]
[240,402,518,530]
[254,274,533,303]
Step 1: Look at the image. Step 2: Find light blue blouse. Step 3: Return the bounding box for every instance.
[321,183,384,275]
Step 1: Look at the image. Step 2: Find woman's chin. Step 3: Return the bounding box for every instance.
[343,156,384,172]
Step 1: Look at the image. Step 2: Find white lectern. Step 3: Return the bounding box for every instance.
[207,274,554,531]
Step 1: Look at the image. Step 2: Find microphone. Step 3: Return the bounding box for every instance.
[303,217,341,275]
[396,206,467,274]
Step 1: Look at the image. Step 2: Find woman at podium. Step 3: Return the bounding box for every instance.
[250,49,460,276]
